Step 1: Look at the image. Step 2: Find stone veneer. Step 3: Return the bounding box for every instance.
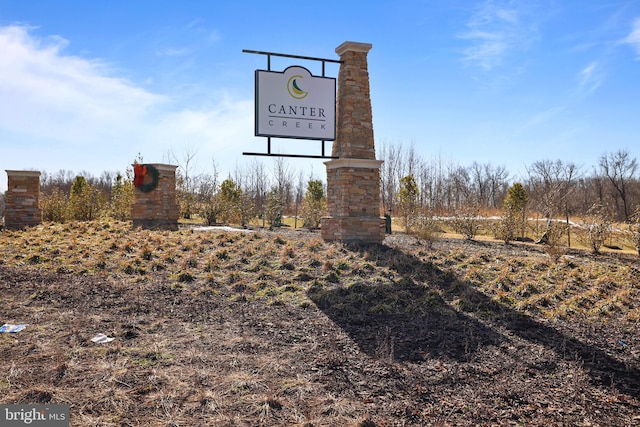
[321,42,385,243]
[131,164,179,230]
[4,170,42,230]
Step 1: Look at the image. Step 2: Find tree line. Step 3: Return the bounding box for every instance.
[381,142,639,254]
[380,143,639,223]
[1,143,638,248]
[0,155,327,231]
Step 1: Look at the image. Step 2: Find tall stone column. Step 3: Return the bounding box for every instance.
[131,164,179,230]
[321,41,385,243]
[4,170,42,230]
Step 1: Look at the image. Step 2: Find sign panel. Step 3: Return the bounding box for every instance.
[255,66,336,140]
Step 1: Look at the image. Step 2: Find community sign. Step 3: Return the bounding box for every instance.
[255,66,336,140]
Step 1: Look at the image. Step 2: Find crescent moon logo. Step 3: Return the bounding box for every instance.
[287,75,308,100]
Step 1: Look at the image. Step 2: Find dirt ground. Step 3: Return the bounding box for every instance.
[0,223,639,426]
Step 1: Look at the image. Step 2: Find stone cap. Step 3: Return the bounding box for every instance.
[324,158,383,170]
[151,164,178,172]
[131,163,178,172]
[6,170,41,177]
[336,41,372,56]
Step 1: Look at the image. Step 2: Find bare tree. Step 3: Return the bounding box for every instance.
[526,159,581,244]
[41,170,76,196]
[197,159,220,224]
[466,162,510,209]
[422,153,454,213]
[485,163,510,209]
[449,165,472,209]
[379,140,404,213]
[404,142,420,179]
[271,157,295,214]
[293,170,306,228]
[170,146,200,219]
[599,149,638,221]
[469,162,488,207]
[245,159,269,218]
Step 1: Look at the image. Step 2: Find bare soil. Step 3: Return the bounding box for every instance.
[0,222,639,426]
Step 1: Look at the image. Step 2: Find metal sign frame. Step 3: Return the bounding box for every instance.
[242,49,341,159]
[255,66,336,141]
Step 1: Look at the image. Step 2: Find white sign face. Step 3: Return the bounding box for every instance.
[255,66,336,140]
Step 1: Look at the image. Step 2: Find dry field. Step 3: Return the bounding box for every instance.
[0,220,639,426]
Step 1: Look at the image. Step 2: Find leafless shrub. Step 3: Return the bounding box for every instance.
[627,207,640,257]
[449,204,482,240]
[41,187,70,222]
[540,221,568,261]
[412,208,442,248]
[577,204,612,254]
[495,205,520,244]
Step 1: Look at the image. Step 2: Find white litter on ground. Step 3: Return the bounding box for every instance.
[91,333,115,343]
[0,324,25,333]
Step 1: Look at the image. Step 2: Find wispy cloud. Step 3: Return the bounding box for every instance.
[623,17,640,59]
[208,30,221,44]
[0,25,163,142]
[525,105,565,127]
[577,62,602,96]
[0,25,252,176]
[459,0,536,71]
[185,19,221,44]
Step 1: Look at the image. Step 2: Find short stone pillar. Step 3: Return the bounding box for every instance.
[131,164,179,230]
[321,41,385,243]
[4,170,42,229]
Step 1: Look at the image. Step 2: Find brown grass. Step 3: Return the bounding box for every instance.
[0,220,639,426]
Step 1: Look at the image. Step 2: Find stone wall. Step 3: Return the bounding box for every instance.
[4,170,42,230]
[131,164,179,230]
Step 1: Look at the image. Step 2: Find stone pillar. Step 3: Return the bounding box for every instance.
[131,164,179,230]
[4,170,42,229]
[321,41,385,243]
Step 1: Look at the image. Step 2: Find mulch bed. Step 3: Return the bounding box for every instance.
[0,227,638,426]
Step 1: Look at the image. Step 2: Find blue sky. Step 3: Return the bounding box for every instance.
[1,0,639,193]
